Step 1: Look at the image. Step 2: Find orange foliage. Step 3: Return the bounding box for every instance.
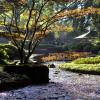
[0,32,25,40]
[50,7,100,23]
[1,5,100,40]
[40,52,92,62]
[0,30,48,40]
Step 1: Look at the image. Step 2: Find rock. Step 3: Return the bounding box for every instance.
[48,64,55,68]
[78,73,82,76]
[0,64,49,91]
[54,70,60,74]
[0,58,7,65]
[4,64,49,84]
[95,88,100,94]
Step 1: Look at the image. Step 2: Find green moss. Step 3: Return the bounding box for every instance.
[59,63,100,72]
[59,56,100,73]
[0,44,21,60]
[0,49,9,59]
[73,56,100,64]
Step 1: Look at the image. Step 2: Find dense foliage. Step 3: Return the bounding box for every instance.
[0,49,9,59]
[0,44,21,60]
[0,0,100,64]
[69,42,100,54]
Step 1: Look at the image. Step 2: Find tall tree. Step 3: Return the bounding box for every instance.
[0,0,99,64]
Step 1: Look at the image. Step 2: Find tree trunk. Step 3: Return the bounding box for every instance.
[24,52,32,64]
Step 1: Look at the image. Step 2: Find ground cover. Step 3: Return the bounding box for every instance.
[59,56,100,74]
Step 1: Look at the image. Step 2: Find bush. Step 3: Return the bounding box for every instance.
[69,42,99,54]
[0,49,9,59]
[0,44,25,60]
[69,43,84,51]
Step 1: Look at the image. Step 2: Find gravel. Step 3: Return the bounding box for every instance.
[0,61,100,100]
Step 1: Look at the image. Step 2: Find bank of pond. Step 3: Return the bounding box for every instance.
[59,55,100,75]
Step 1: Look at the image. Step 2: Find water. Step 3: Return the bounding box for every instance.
[42,61,66,66]
[0,60,100,99]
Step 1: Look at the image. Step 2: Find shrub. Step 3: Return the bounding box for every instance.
[0,49,9,59]
[0,44,25,60]
[69,43,84,51]
[69,42,99,54]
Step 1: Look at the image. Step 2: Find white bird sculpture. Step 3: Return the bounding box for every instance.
[74,26,91,39]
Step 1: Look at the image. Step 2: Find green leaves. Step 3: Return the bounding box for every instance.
[0,49,9,59]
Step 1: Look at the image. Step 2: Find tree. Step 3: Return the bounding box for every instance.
[0,0,99,64]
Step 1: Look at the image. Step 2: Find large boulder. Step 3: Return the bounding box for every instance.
[4,64,49,84]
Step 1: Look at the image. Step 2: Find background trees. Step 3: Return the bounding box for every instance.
[0,0,99,64]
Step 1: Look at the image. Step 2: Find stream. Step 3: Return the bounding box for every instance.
[0,61,100,100]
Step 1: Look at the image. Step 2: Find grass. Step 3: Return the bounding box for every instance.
[59,56,100,74]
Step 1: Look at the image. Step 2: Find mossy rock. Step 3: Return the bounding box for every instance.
[4,64,49,84]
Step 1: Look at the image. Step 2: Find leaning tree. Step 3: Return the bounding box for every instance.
[0,0,99,64]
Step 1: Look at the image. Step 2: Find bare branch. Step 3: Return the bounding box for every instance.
[28,0,48,53]
[3,10,20,50]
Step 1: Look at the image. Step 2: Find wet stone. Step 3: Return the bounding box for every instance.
[95,88,100,94]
